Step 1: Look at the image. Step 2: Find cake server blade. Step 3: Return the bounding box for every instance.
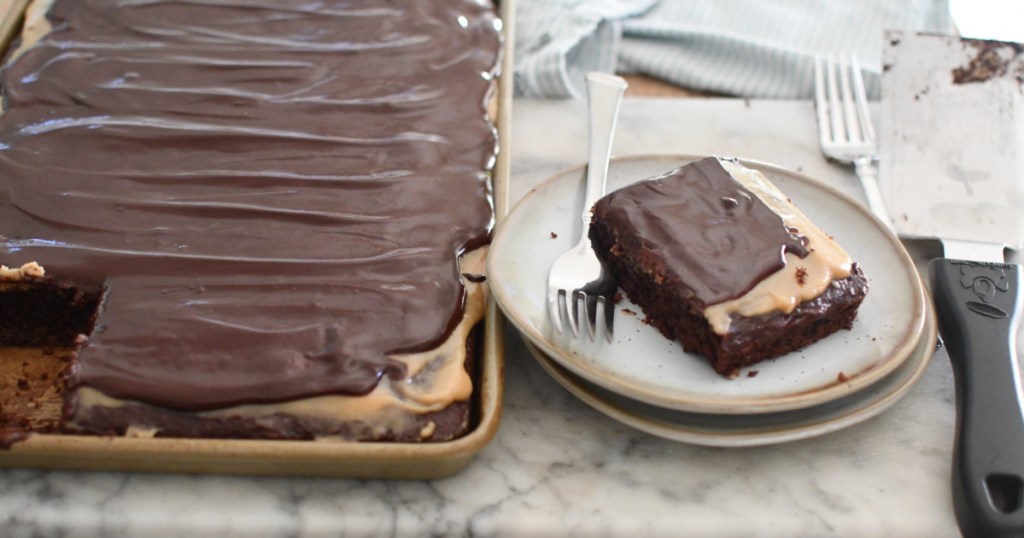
[880,30,1024,537]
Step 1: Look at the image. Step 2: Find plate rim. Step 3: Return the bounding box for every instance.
[522,299,937,447]
[490,153,928,414]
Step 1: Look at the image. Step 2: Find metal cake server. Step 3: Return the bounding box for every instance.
[880,30,1024,537]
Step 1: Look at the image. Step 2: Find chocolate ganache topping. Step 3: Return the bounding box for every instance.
[593,157,809,308]
[0,0,501,410]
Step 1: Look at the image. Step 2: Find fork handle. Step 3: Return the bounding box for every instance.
[853,157,892,229]
[581,72,628,230]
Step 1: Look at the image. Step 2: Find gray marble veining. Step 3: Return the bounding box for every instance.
[0,98,963,537]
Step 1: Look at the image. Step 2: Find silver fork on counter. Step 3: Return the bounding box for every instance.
[814,55,892,228]
[546,72,627,342]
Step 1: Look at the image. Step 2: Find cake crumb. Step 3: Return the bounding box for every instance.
[550,232,557,239]
[795,267,808,286]
[726,368,740,380]
[747,370,759,378]
[622,308,636,316]
[837,371,850,383]
[0,261,45,281]
[614,292,623,304]
[124,425,159,438]
[22,262,45,278]
[420,421,437,439]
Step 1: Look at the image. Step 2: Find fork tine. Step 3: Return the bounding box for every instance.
[813,56,830,144]
[825,55,846,144]
[583,291,599,339]
[567,290,582,337]
[838,57,862,143]
[549,288,565,333]
[850,55,875,145]
[601,296,614,343]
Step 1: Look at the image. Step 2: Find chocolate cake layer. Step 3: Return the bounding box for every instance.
[0,0,500,431]
[590,157,867,377]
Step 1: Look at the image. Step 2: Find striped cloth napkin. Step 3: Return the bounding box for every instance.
[514,0,954,99]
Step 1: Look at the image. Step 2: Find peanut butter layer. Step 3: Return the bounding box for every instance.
[705,159,852,334]
[0,0,501,414]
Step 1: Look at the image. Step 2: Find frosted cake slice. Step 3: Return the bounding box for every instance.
[589,157,868,378]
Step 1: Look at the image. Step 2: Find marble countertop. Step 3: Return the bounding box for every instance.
[0,98,967,537]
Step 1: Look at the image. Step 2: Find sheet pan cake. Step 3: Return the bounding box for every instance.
[0,0,501,443]
[589,157,868,378]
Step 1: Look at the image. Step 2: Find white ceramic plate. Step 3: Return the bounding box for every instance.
[523,301,937,447]
[489,155,928,414]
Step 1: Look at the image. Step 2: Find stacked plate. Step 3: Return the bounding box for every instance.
[488,155,936,447]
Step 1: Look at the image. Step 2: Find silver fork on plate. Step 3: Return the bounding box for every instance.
[814,55,892,228]
[546,72,627,341]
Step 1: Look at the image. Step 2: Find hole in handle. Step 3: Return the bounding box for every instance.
[986,474,1024,514]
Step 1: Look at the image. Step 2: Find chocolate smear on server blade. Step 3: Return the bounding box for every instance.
[592,157,808,309]
[952,37,1024,85]
[0,0,501,412]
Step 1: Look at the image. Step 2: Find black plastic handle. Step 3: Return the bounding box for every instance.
[931,259,1024,538]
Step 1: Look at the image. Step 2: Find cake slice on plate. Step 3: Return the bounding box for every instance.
[589,157,868,378]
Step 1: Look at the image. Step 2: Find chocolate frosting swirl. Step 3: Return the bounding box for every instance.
[0,0,500,410]
[592,157,809,309]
